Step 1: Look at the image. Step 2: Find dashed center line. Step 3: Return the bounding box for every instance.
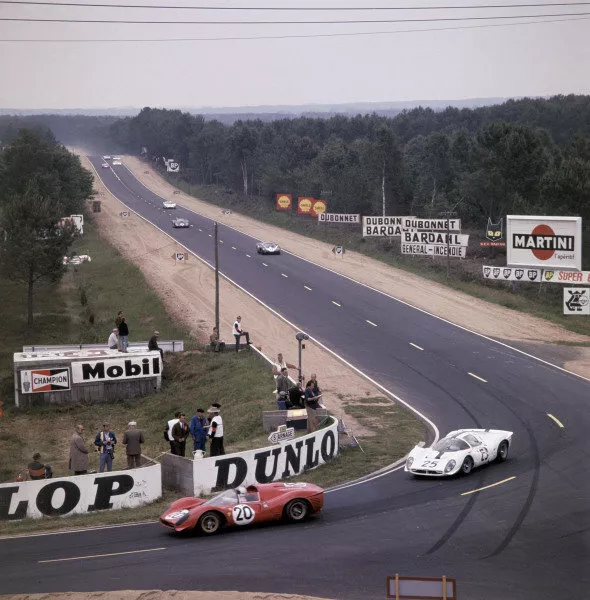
[281,273,288,278]
[409,342,423,350]
[461,476,516,496]
[219,240,224,244]
[198,228,202,232]
[262,263,268,267]
[232,246,237,250]
[547,413,565,428]
[246,254,251,258]
[331,301,341,307]
[304,285,312,291]
[468,372,487,383]
[208,234,212,237]
[366,320,378,327]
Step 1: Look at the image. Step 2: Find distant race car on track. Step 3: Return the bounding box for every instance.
[256,241,281,255]
[102,155,111,160]
[112,160,122,166]
[160,482,324,535]
[101,162,109,168]
[405,428,513,476]
[162,200,177,209]
[172,217,190,228]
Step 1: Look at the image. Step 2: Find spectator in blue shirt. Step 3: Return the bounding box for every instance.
[189,409,209,454]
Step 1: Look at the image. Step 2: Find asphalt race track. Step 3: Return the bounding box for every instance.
[1,158,589,599]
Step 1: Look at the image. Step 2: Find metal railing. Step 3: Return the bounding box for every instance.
[22,340,185,353]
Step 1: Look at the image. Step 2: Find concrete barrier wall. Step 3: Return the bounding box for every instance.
[192,417,339,495]
[0,463,162,520]
[161,453,194,495]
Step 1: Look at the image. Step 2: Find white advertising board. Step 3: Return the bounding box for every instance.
[403,217,461,231]
[563,288,590,315]
[507,216,582,271]
[318,213,360,224]
[71,355,161,383]
[402,231,469,246]
[20,368,70,394]
[542,269,590,284]
[362,216,415,237]
[483,265,543,282]
[0,463,161,520]
[401,243,467,258]
[193,418,338,495]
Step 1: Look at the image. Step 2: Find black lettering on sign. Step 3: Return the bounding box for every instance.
[82,362,105,380]
[320,430,336,462]
[254,447,282,483]
[304,437,320,470]
[281,440,304,478]
[125,360,141,377]
[213,457,247,491]
[36,481,80,516]
[0,486,28,521]
[106,364,123,378]
[88,475,134,511]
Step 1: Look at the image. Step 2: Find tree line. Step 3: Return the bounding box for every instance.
[0,130,94,325]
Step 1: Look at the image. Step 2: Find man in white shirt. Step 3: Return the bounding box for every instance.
[208,403,225,456]
[233,316,251,352]
[166,411,180,454]
[107,328,119,350]
[273,352,296,381]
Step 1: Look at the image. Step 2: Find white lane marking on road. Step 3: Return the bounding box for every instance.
[281,273,288,278]
[304,285,312,291]
[39,547,166,563]
[468,372,488,383]
[87,159,440,491]
[208,234,212,237]
[198,228,202,232]
[332,301,341,307]
[262,263,268,267]
[0,519,157,540]
[219,240,224,244]
[232,246,237,250]
[461,476,516,496]
[246,254,251,258]
[547,413,565,428]
[366,320,378,327]
[409,342,424,350]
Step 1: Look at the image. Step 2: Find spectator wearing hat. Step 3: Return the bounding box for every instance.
[69,424,89,475]
[148,330,164,362]
[94,423,117,472]
[208,403,225,457]
[123,421,144,468]
[190,409,209,454]
[108,328,119,350]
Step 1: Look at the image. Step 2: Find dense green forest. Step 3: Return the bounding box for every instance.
[1,95,589,228]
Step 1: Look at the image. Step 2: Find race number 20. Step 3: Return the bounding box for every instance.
[232,504,255,525]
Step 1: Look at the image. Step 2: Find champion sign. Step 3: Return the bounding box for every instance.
[507,216,582,271]
[20,368,70,394]
[71,356,161,384]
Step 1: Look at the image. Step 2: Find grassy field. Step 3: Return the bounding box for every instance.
[0,209,425,536]
[171,178,590,339]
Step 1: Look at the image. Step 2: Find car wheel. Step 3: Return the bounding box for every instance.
[496,440,509,462]
[460,456,474,475]
[284,499,309,522]
[198,511,222,535]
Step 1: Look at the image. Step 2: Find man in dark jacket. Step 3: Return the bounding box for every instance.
[118,317,129,352]
[122,421,144,468]
[94,423,117,472]
[148,330,164,362]
[28,453,51,480]
[171,413,190,457]
[276,368,290,408]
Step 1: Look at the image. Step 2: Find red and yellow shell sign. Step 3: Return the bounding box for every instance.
[297,197,314,214]
[311,199,327,217]
[276,194,292,211]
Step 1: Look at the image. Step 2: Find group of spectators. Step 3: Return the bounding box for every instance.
[107,310,163,361]
[209,316,251,353]
[164,404,225,458]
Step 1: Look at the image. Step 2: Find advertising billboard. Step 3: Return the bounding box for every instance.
[507,216,582,271]
[297,197,314,215]
[275,194,292,211]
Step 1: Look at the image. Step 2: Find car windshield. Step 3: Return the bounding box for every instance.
[432,437,469,452]
[204,490,238,506]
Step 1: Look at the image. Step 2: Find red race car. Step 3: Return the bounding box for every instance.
[160,482,324,535]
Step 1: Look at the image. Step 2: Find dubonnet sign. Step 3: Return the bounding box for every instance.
[193,418,338,495]
[0,464,161,520]
[507,216,582,271]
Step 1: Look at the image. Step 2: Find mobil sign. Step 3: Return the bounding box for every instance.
[507,216,582,271]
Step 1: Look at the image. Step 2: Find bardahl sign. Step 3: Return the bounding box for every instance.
[507,216,582,271]
[193,418,339,495]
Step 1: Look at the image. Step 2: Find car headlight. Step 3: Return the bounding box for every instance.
[444,460,456,473]
[406,456,414,468]
[165,509,189,521]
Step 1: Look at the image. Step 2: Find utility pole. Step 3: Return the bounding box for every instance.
[214,222,220,334]
[439,210,457,279]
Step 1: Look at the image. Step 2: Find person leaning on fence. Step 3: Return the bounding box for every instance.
[123,421,144,468]
[304,381,321,433]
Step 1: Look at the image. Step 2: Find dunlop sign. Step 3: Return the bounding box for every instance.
[507,216,582,271]
[71,356,161,383]
[362,216,415,237]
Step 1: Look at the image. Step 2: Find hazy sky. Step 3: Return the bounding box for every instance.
[1,0,589,109]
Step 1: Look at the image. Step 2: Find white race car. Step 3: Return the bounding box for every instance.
[102,155,111,160]
[101,162,109,169]
[112,160,122,166]
[172,217,190,228]
[163,200,177,209]
[405,428,513,476]
[256,241,281,255]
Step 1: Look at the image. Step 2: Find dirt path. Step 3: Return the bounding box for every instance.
[3,592,332,600]
[118,155,590,377]
[81,155,384,437]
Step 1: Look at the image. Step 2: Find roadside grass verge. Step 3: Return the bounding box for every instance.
[170,178,590,338]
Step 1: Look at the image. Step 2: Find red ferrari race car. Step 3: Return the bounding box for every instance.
[160,482,324,535]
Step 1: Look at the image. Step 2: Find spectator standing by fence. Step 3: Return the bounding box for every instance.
[118,317,129,352]
[233,316,250,352]
[69,424,89,475]
[165,411,180,453]
[190,408,209,455]
[123,421,144,468]
[94,423,117,473]
[304,381,321,433]
[209,403,225,456]
[171,413,190,456]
